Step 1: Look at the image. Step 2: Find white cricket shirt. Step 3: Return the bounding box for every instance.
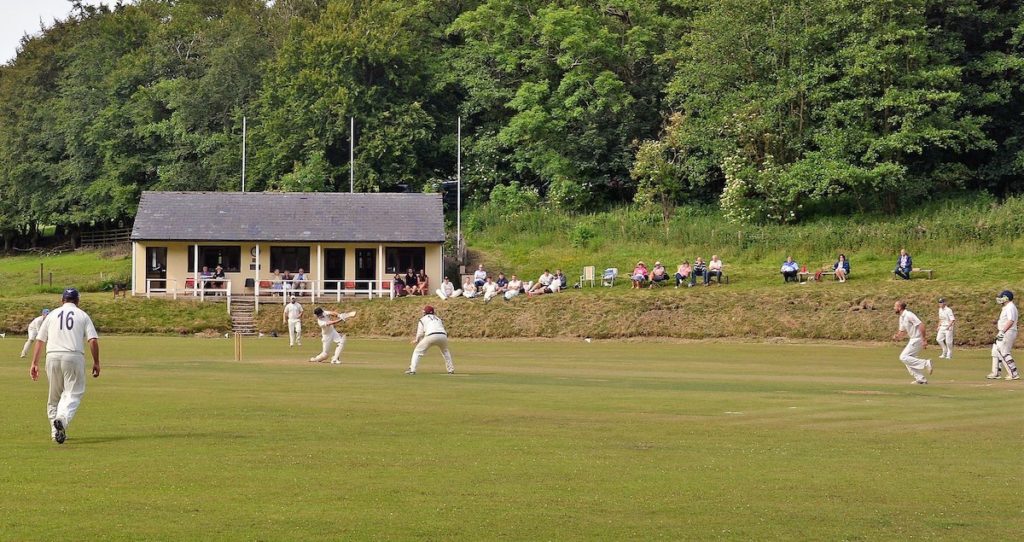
[318,315,342,341]
[37,302,98,354]
[285,302,303,321]
[899,310,923,340]
[417,315,447,337]
[998,302,1018,331]
[28,314,47,334]
[937,307,955,329]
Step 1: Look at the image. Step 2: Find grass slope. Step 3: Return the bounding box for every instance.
[1,337,1020,540]
[0,249,131,297]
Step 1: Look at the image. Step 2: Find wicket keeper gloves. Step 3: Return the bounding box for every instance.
[996,332,1005,342]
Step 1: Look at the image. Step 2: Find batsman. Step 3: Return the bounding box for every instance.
[988,290,1019,380]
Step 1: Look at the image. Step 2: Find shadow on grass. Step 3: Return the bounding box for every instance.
[69,432,249,445]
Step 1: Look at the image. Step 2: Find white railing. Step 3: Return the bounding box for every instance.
[145,278,178,299]
[320,279,388,301]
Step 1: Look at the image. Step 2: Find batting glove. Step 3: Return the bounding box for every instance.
[996,333,1005,342]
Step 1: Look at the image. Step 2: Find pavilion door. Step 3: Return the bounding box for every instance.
[355,249,376,285]
[324,249,345,288]
[145,247,167,290]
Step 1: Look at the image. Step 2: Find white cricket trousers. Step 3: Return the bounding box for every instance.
[288,319,302,346]
[900,339,929,382]
[409,334,454,373]
[21,329,38,357]
[991,329,1018,375]
[936,327,953,357]
[312,335,346,363]
[46,352,86,430]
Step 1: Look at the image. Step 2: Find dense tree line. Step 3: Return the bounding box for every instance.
[1,0,1022,247]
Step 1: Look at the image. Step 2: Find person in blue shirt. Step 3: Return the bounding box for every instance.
[834,254,850,282]
[894,248,912,280]
[780,256,799,283]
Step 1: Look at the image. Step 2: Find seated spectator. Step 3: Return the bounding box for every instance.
[631,261,649,289]
[894,248,912,280]
[648,262,669,288]
[281,270,294,293]
[212,265,226,292]
[706,255,724,285]
[834,254,850,282]
[271,269,284,295]
[416,270,429,296]
[504,275,524,301]
[554,269,567,290]
[404,268,417,291]
[482,277,499,303]
[529,269,554,294]
[781,257,799,283]
[495,272,509,294]
[674,261,691,288]
[473,264,487,288]
[436,276,460,300]
[293,268,308,292]
[689,257,707,287]
[530,270,564,297]
[461,277,478,298]
[393,273,407,297]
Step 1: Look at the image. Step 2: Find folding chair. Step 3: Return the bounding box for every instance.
[602,268,618,287]
[579,266,596,288]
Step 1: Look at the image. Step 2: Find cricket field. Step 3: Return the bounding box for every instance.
[2,337,1021,540]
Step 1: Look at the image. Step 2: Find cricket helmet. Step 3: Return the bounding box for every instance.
[61,288,80,303]
[423,305,435,315]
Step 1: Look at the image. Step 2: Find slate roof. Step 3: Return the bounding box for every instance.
[131,191,445,243]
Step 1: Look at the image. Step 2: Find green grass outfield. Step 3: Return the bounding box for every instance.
[2,337,1021,540]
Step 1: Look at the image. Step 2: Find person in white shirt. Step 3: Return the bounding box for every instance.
[283,296,304,347]
[473,264,487,288]
[529,270,553,294]
[309,308,352,365]
[482,277,499,303]
[892,301,932,384]
[988,290,1019,380]
[20,308,50,358]
[504,275,524,301]
[405,306,454,375]
[935,298,956,360]
[706,255,724,285]
[435,276,461,300]
[293,268,308,292]
[28,289,100,444]
[461,277,478,298]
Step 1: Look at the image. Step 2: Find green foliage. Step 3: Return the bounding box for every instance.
[487,181,540,216]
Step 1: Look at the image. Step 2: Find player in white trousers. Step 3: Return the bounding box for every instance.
[309,307,350,364]
[987,290,1019,380]
[28,289,100,444]
[20,308,50,358]
[283,296,303,347]
[405,306,454,375]
[892,301,932,384]
[935,298,956,359]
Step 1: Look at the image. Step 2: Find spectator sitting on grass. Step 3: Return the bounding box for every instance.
[436,276,461,300]
[649,261,669,288]
[461,277,478,298]
[529,270,564,297]
[482,277,500,303]
[504,274,523,301]
[529,269,554,294]
[834,254,850,282]
[689,258,707,287]
[631,261,649,288]
[706,255,724,285]
[781,256,799,283]
[495,272,509,294]
[894,248,912,280]
[675,261,691,288]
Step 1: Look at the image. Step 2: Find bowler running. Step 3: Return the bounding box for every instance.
[892,301,933,384]
[20,308,50,358]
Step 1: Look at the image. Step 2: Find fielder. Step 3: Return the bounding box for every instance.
[28,289,100,444]
[309,308,352,365]
[20,308,50,358]
[892,301,932,384]
[987,290,1019,380]
[283,296,303,347]
[936,298,956,359]
[405,305,454,375]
